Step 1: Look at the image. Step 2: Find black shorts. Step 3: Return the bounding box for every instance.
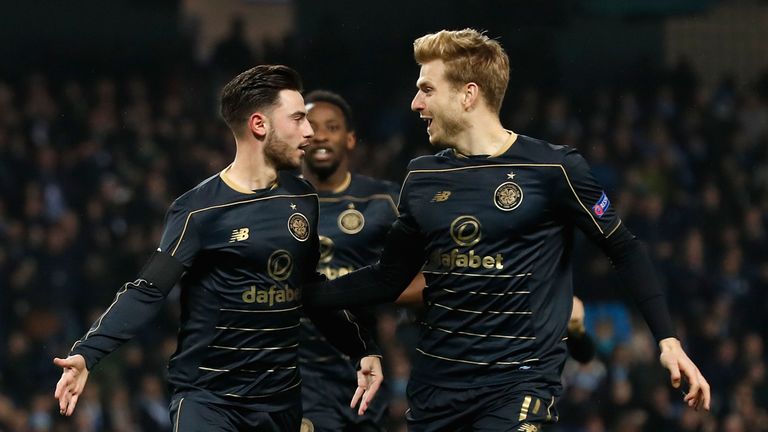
[170,391,303,432]
[302,371,386,432]
[405,380,558,432]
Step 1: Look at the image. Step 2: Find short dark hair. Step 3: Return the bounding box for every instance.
[303,89,355,132]
[220,65,303,130]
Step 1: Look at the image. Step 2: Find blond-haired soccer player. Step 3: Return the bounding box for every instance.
[304,29,710,431]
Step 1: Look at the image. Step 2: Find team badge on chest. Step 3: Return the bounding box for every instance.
[288,213,310,241]
[338,204,365,234]
[494,172,524,211]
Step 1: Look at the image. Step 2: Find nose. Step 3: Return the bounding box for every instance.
[311,126,326,143]
[302,119,314,139]
[411,91,424,112]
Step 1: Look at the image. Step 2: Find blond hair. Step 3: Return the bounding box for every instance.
[413,29,509,113]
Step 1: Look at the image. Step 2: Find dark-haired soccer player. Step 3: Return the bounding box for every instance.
[300,90,424,431]
[53,65,383,432]
[304,29,710,431]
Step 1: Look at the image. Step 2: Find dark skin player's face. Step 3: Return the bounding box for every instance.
[304,101,355,177]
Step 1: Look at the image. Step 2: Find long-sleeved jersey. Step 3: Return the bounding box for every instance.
[299,173,399,377]
[70,169,377,410]
[304,135,674,393]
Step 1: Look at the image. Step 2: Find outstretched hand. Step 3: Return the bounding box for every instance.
[658,338,710,411]
[53,354,89,416]
[350,355,383,415]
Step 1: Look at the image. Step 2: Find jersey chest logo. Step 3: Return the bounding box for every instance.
[229,227,250,242]
[267,249,293,281]
[338,204,365,234]
[288,213,310,242]
[494,173,524,211]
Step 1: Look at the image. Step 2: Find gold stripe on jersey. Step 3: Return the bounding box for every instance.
[606,219,623,238]
[170,193,319,256]
[416,348,539,366]
[545,397,556,421]
[431,302,532,315]
[343,310,367,351]
[215,323,300,332]
[223,379,302,398]
[70,279,146,352]
[519,395,532,421]
[318,194,398,215]
[242,366,297,373]
[198,366,297,373]
[219,305,301,313]
[209,343,299,351]
[419,321,536,340]
[174,397,184,432]
[422,270,532,278]
[400,163,606,236]
[441,288,530,296]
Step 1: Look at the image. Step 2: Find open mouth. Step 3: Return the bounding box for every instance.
[310,147,333,161]
[421,116,433,130]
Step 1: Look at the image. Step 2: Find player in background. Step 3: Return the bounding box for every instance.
[300,89,424,431]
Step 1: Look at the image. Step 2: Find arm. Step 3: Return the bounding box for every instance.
[559,149,710,410]
[304,306,383,415]
[396,273,426,305]
[54,201,198,416]
[566,296,595,363]
[303,218,428,309]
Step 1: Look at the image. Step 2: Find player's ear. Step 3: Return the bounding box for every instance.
[248,112,268,138]
[346,131,357,151]
[463,82,479,110]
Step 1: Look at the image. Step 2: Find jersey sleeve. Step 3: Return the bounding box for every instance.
[556,149,622,241]
[556,148,675,341]
[158,198,202,267]
[69,200,195,369]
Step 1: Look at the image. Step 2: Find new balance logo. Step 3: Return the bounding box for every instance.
[230,228,250,242]
[517,423,540,432]
[431,191,451,202]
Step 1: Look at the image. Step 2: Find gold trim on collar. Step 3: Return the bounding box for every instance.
[489,131,517,158]
[219,165,278,194]
[331,172,352,193]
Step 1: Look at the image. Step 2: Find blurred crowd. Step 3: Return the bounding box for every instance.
[1,36,768,431]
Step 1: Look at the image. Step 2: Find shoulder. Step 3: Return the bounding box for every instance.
[169,173,222,212]
[350,174,400,197]
[279,171,317,195]
[511,135,580,165]
[405,150,454,172]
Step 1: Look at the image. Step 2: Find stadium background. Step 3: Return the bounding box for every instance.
[2,0,768,430]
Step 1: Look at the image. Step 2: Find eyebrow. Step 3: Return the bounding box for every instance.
[416,78,432,89]
[290,111,307,118]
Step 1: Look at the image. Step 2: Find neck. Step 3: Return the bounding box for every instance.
[304,166,351,193]
[452,113,516,157]
[225,138,278,191]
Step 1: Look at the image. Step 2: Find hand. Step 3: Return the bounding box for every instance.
[351,355,383,415]
[658,338,711,411]
[53,355,89,416]
[568,296,586,335]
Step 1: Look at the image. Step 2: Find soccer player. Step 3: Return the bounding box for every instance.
[53,65,383,432]
[299,89,405,431]
[304,29,710,431]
